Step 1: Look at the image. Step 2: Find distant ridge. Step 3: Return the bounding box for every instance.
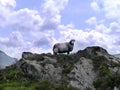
[114,54,120,59]
[0,50,16,68]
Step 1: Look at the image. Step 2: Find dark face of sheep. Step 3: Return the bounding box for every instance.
[69,39,75,45]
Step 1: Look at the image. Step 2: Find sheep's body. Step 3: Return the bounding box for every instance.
[53,39,75,55]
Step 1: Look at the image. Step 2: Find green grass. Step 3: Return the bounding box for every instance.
[0,81,37,90]
[0,81,74,90]
[0,66,74,90]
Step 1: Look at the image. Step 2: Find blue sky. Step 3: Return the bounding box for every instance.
[61,0,94,28]
[0,0,120,58]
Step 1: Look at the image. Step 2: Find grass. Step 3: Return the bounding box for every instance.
[0,81,36,90]
[0,81,74,90]
[0,66,74,90]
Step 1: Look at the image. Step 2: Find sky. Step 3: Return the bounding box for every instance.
[0,0,120,58]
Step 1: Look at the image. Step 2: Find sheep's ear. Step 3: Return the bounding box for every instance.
[72,39,75,41]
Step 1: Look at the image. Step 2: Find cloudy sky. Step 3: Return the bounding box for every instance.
[0,0,120,58]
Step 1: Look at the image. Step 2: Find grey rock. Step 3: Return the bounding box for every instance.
[15,55,61,81]
[104,55,120,75]
[42,64,62,81]
[114,86,120,90]
[1,46,120,90]
[109,66,120,75]
[77,46,120,75]
[22,52,34,60]
[68,57,96,90]
[77,46,108,58]
[43,56,57,63]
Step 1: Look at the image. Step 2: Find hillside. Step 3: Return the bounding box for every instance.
[0,46,120,90]
[114,54,120,59]
[0,50,16,69]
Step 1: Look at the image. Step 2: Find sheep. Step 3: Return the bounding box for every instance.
[53,39,75,55]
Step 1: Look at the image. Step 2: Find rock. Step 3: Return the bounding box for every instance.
[22,52,34,60]
[0,46,120,90]
[43,56,57,63]
[68,57,96,90]
[77,46,108,58]
[15,55,61,81]
[43,64,62,81]
[77,46,120,75]
[109,66,120,75]
[113,86,120,90]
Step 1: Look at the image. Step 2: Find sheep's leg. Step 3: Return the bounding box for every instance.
[53,48,58,55]
[67,52,69,55]
[53,51,57,55]
[54,52,57,55]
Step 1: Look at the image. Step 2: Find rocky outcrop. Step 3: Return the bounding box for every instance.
[68,57,96,90]
[76,46,108,58]
[0,46,120,90]
[15,53,61,81]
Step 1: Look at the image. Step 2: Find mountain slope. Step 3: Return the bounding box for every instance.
[0,50,16,68]
[114,54,120,59]
[0,46,120,90]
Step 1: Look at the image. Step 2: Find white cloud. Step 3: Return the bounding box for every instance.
[0,31,25,58]
[95,24,110,33]
[42,0,68,15]
[86,17,110,33]
[103,0,120,19]
[57,15,120,54]
[0,0,120,59]
[91,0,120,19]
[0,0,16,8]
[91,1,100,11]
[86,17,97,26]
[41,0,68,30]
[90,0,120,53]
[9,8,43,31]
[109,22,120,34]
[0,0,69,58]
[0,31,23,47]
[0,0,16,28]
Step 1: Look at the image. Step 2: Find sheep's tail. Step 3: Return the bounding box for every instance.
[53,45,56,51]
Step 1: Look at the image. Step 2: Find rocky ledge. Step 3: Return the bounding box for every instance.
[0,46,120,90]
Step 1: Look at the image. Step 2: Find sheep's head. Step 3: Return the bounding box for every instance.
[69,39,75,45]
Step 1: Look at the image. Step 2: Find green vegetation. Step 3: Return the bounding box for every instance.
[85,87,92,90]
[56,54,76,87]
[0,66,74,90]
[0,81,38,90]
[0,81,74,90]
[62,61,74,74]
[92,56,120,90]
[57,54,77,75]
